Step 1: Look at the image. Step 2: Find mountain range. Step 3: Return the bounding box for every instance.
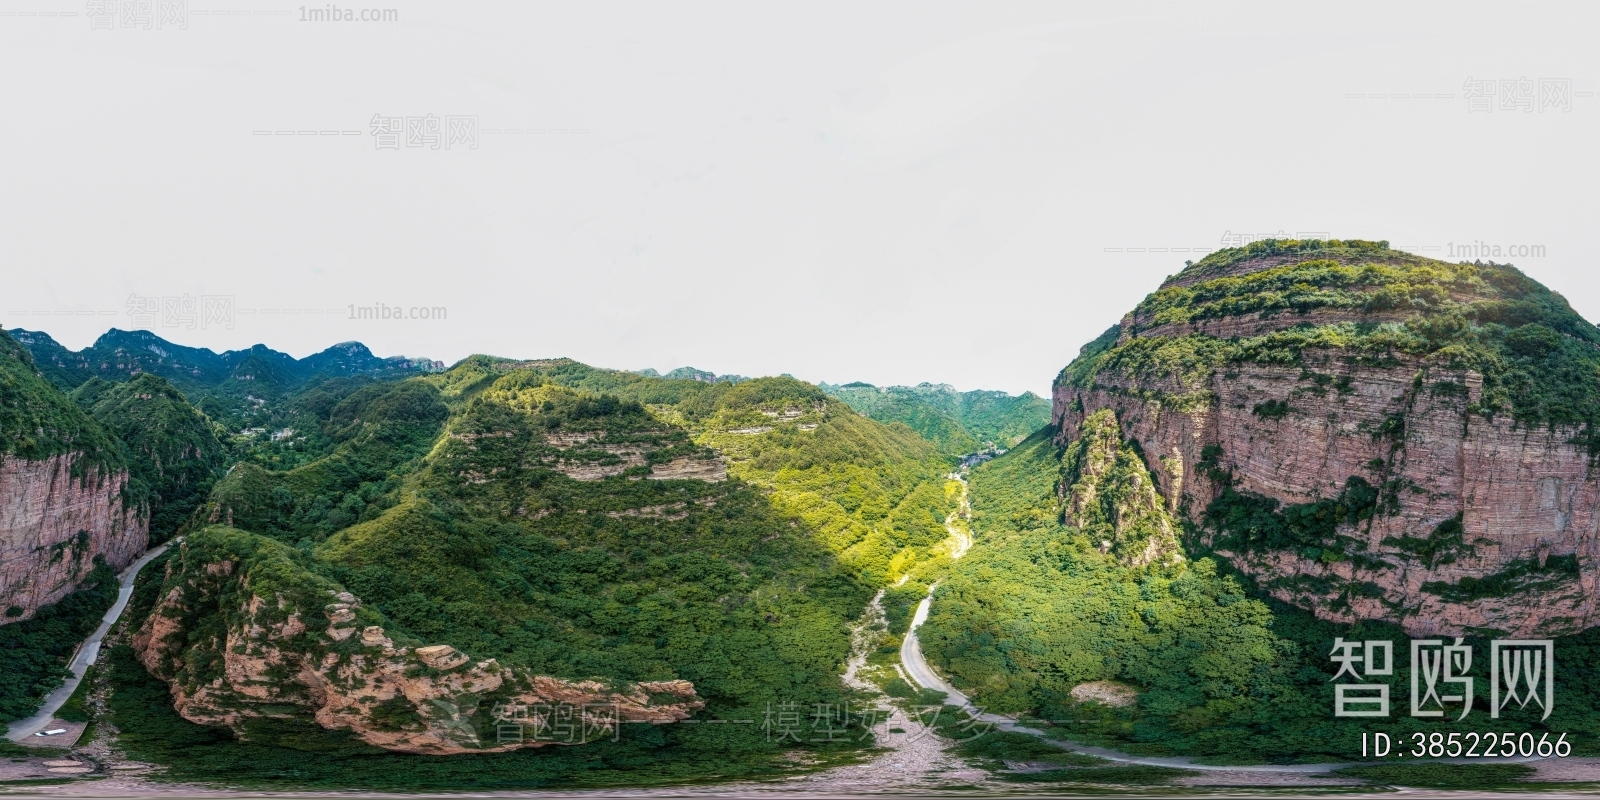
[5,240,1600,784]
[0,325,993,784]
[8,328,442,397]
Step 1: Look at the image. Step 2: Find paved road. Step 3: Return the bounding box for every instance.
[6,541,174,742]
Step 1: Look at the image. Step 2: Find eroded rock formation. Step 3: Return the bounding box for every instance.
[132,535,704,754]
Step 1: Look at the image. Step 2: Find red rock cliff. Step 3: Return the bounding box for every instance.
[0,453,147,621]
[1053,242,1600,638]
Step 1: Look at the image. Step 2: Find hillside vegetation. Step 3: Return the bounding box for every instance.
[0,330,127,475]
[0,560,118,724]
[1065,239,1600,431]
[8,328,439,435]
[71,374,229,542]
[924,239,1600,762]
[821,381,1048,455]
[113,356,959,786]
[922,421,1600,762]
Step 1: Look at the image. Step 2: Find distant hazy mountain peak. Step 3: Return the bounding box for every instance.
[634,366,749,384]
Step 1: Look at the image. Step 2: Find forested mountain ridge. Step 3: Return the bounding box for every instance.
[8,328,443,433]
[10,329,443,394]
[1,322,1038,784]
[820,381,1048,455]
[71,374,229,543]
[634,366,750,384]
[116,354,959,778]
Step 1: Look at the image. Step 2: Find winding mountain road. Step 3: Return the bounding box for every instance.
[6,541,174,742]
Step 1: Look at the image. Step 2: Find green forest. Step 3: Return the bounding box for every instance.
[821,381,1048,455]
[0,560,118,724]
[71,374,229,542]
[908,242,1600,766]
[87,355,966,786]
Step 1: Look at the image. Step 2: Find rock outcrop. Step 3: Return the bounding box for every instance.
[0,454,146,622]
[132,529,704,754]
[1053,240,1600,637]
[646,457,727,482]
[1060,410,1183,567]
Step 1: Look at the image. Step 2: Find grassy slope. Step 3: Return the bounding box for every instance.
[425,361,957,585]
[822,382,1049,454]
[820,386,977,454]
[920,430,1285,746]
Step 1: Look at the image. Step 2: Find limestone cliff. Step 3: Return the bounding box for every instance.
[131,527,703,754]
[1053,239,1600,637]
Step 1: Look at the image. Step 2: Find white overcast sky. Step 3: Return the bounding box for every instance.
[3,1,1598,395]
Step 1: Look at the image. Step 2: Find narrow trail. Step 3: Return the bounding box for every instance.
[941,471,972,560]
[6,540,174,742]
[792,590,984,789]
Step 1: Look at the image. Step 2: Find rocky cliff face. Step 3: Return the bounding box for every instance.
[0,454,146,621]
[132,529,704,755]
[1053,240,1600,637]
